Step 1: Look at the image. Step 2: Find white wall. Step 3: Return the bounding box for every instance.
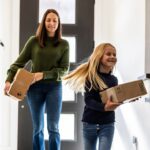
[145,0,150,74]
[95,0,150,150]
[0,0,20,150]
[95,0,145,82]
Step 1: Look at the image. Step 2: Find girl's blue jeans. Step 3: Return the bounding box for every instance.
[27,81,62,150]
[83,122,114,150]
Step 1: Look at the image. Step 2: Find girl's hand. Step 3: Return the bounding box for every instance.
[104,97,121,111]
[4,82,11,95]
[32,72,44,83]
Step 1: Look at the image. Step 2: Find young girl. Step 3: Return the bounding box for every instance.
[63,43,121,150]
[4,9,69,150]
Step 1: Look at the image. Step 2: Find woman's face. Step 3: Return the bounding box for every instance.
[45,12,59,37]
[100,45,117,71]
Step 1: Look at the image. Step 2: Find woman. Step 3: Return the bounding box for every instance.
[63,43,121,150]
[4,9,69,150]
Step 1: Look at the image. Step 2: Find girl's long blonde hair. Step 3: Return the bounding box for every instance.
[63,43,115,93]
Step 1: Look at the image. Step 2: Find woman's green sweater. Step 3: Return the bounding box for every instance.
[6,36,69,83]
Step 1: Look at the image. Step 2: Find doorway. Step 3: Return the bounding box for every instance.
[18,0,94,149]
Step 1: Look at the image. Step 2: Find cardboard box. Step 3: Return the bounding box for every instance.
[100,80,147,103]
[8,68,34,101]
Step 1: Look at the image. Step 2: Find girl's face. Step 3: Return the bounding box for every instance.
[45,12,59,37]
[100,45,117,72]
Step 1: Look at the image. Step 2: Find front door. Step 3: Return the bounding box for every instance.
[18,0,94,150]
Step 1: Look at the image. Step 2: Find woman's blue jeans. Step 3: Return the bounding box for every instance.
[83,122,114,150]
[27,81,62,150]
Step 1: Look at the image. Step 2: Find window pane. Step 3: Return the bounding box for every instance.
[39,0,76,24]
[63,36,76,63]
[44,114,75,140]
[62,81,75,101]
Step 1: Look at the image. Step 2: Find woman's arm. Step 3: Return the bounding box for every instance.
[5,36,34,83]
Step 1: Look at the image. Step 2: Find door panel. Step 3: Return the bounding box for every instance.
[18,0,94,150]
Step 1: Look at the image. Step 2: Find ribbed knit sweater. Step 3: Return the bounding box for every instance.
[6,36,69,83]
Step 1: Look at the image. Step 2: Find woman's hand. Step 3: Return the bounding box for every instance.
[104,97,121,111]
[4,81,11,95]
[32,72,44,83]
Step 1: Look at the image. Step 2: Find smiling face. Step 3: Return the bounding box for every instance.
[45,12,59,37]
[100,45,117,73]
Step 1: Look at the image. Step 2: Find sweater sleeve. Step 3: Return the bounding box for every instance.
[43,41,70,81]
[84,97,105,112]
[84,81,105,112]
[85,90,105,112]
[5,36,33,82]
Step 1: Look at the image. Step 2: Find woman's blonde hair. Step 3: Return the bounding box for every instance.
[63,43,116,93]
